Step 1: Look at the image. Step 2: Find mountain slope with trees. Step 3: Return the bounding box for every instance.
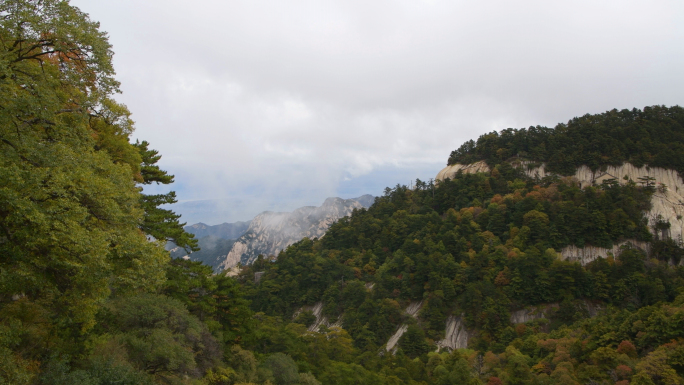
[447,105,684,177]
[233,106,684,384]
[2,1,684,384]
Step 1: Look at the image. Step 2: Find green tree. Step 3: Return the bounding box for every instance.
[399,324,430,358]
[262,353,300,385]
[100,294,222,382]
[135,140,198,252]
[0,0,168,339]
[0,2,197,381]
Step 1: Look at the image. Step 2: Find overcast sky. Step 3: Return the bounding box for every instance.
[71,0,684,224]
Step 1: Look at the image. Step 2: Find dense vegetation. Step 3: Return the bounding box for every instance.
[447,106,684,177]
[233,165,684,384]
[3,1,684,384]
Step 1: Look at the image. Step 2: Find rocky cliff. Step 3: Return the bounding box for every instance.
[436,161,684,264]
[385,301,424,353]
[217,195,374,271]
[436,315,469,352]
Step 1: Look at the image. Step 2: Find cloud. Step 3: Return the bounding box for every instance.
[72,0,684,223]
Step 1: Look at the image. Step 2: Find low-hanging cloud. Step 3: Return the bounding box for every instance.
[72,0,684,224]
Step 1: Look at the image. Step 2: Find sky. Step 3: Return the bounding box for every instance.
[70,0,684,225]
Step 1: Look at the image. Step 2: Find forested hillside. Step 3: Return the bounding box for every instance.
[2,1,684,384]
[230,107,684,384]
[447,106,684,176]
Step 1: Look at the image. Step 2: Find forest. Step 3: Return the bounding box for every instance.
[447,105,684,177]
[2,1,684,384]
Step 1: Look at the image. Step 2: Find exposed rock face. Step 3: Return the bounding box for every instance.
[437,162,684,264]
[291,302,343,332]
[520,162,684,244]
[510,301,601,324]
[510,305,556,324]
[218,195,374,271]
[385,301,423,353]
[436,315,469,351]
[306,302,343,332]
[561,241,651,265]
[405,301,424,318]
[385,325,408,353]
[435,161,490,181]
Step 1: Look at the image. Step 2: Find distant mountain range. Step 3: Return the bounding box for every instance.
[173,195,374,271]
[185,221,251,240]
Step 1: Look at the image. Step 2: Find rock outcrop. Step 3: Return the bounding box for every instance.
[294,302,343,332]
[519,162,684,244]
[510,301,601,324]
[560,240,651,265]
[385,301,423,353]
[436,315,469,351]
[510,305,556,324]
[435,161,490,181]
[217,195,373,271]
[436,161,684,264]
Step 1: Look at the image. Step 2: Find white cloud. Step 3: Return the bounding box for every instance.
[72,0,684,223]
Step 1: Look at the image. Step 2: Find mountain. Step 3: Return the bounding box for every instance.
[436,160,684,264]
[217,195,374,271]
[229,106,684,384]
[168,236,237,269]
[184,221,251,240]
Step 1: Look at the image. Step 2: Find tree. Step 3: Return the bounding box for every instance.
[399,324,430,358]
[0,1,192,379]
[0,0,168,335]
[135,140,198,252]
[100,294,221,382]
[262,353,300,385]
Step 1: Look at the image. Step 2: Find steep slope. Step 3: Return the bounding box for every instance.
[238,106,684,366]
[437,161,684,264]
[218,195,374,271]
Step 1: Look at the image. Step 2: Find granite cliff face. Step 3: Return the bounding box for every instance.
[436,161,684,264]
[217,195,374,271]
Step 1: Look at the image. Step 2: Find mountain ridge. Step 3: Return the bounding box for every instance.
[218,195,374,271]
[175,195,375,270]
[184,220,252,240]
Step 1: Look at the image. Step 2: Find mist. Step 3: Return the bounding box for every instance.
[71,0,684,224]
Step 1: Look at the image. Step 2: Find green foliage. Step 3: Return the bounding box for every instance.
[399,324,430,358]
[0,2,199,382]
[0,0,169,344]
[227,105,684,384]
[262,353,300,385]
[447,106,684,178]
[293,311,316,328]
[239,164,664,350]
[135,140,198,252]
[38,356,153,385]
[164,259,254,346]
[2,2,684,384]
[97,294,222,380]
